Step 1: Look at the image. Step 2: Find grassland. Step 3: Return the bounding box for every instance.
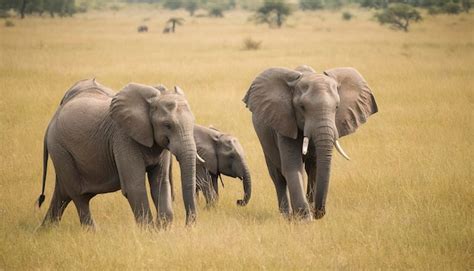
[0,7,473,270]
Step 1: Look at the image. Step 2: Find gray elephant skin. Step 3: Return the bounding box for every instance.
[36,79,198,228]
[193,124,251,207]
[243,65,378,220]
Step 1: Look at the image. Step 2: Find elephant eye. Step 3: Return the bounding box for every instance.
[300,105,306,112]
[164,122,172,130]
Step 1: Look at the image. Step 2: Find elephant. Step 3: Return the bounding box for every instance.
[137,25,148,32]
[36,78,200,228]
[192,124,251,207]
[243,65,378,220]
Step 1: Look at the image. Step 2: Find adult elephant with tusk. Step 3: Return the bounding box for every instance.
[36,79,199,228]
[243,65,378,220]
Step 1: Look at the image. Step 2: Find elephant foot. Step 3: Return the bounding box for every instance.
[157,212,173,230]
[293,207,313,222]
[81,222,97,232]
[314,207,326,219]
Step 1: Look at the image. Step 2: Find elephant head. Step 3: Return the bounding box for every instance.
[243,66,377,217]
[110,83,198,225]
[194,125,252,206]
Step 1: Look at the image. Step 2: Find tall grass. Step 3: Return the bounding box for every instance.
[0,9,472,269]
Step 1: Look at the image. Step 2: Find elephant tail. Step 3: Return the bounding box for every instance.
[35,129,48,209]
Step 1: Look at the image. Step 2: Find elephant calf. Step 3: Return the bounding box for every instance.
[36,79,200,228]
[193,125,251,207]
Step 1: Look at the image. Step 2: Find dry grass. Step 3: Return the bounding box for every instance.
[0,8,473,270]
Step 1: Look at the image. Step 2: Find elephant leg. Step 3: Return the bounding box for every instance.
[196,165,217,207]
[264,155,291,217]
[72,193,95,229]
[115,150,153,226]
[305,158,317,209]
[41,177,71,226]
[211,174,219,198]
[147,152,173,229]
[278,135,312,220]
[202,181,217,208]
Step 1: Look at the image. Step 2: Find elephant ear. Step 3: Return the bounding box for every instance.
[324,67,378,138]
[243,67,303,139]
[110,83,160,147]
[194,126,219,174]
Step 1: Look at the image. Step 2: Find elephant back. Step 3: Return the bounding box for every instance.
[60,79,115,106]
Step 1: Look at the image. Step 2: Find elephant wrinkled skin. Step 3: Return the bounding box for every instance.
[243,65,378,220]
[36,79,198,228]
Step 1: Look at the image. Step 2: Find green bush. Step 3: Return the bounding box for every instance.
[0,9,11,18]
[5,19,14,27]
[342,11,353,20]
[208,6,224,17]
[163,0,182,10]
[443,2,462,14]
[299,0,324,10]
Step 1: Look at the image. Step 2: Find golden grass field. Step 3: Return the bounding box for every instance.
[0,7,473,269]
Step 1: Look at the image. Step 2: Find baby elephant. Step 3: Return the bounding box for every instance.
[193,125,252,207]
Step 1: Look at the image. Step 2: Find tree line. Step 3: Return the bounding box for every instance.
[1,0,471,19]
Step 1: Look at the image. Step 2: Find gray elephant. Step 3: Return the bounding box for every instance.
[193,124,251,207]
[243,65,378,220]
[36,79,199,228]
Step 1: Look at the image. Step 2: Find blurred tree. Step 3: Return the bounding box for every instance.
[0,0,76,18]
[184,0,199,16]
[443,1,461,13]
[164,0,182,9]
[166,17,184,32]
[299,0,324,10]
[208,4,224,16]
[375,3,422,31]
[253,0,291,28]
[461,0,471,12]
[359,0,388,9]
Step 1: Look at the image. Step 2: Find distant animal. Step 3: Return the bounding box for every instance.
[137,25,148,32]
[163,26,171,33]
[193,125,251,207]
[36,79,201,228]
[243,65,378,220]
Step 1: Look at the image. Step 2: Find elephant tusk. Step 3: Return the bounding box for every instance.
[334,140,351,161]
[196,153,205,163]
[302,137,309,155]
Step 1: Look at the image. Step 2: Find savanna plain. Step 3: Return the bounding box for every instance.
[0,7,473,270]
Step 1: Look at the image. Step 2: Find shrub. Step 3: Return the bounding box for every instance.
[5,19,14,27]
[208,6,224,17]
[299,0,324,10]
[76,2,88,13]
[163,0,182,10]
[342,11,353,20]
[242,37,262,50]
[0,9,11,18]
[443,2,462,14]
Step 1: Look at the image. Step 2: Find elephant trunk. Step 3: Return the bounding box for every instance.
[176,134,197,226]
[312,126,335,219]
[236,162,252,206]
